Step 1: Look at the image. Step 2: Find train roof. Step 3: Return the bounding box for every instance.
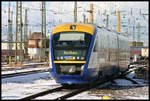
[52,23,95,35]
[96,25,129,38]
[52,23,129,39]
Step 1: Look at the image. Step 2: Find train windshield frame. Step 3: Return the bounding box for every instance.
[52,32,92,61]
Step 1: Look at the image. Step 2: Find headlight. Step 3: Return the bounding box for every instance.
[60,56,63,60]
[77,56,80,60]
[81,57,84,60]
[57,57,60,60]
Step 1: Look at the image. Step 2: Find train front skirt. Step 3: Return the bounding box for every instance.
[49,68,99,84]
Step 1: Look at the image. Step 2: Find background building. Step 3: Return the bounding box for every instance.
[27,32,49,59]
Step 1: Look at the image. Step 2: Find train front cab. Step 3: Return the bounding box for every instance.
[49,23,98,84]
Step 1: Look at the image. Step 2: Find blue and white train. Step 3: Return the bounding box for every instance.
[49,23,130,85]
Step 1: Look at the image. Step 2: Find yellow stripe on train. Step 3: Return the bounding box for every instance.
[54,61,86,64]
[52,23,95,35]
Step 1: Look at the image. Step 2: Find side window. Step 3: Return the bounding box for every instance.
[93,35,98,52]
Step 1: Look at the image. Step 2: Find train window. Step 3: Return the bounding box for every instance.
[59,32,84,41]
[93,36,98,52]
[93,44,96,52]
[53,32,92,48]
[52,32,92,61]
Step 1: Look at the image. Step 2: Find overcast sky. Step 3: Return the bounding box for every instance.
[1,1,149,46]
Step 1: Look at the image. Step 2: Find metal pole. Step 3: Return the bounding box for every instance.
[136,22,145,43]
[137,22,141,42]
[74,1,77,22]
[106,14,109,28]
[8,2,12,64]
[15,1,18,64]
[133,26,135,41]
[85,18,88,23]
[90,3,93,24]
[24,9,28,59]
[10,11,13,50]
[117,11,120,33]
[44,2,47,61]
[83,13,85,23]
[20,1,23,63]
[10,11,13,64]
[131,8,133,16]
[126,28,129,38]
[8,1,10,46]
[40,2,44,61]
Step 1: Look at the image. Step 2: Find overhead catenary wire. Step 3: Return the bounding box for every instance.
[2,2,149,46]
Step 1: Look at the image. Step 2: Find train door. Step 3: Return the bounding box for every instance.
[87,32,99,78]
[109,33,120,76]
[117,36,126,72]
[96,29,111,78]
[88,33,98,69]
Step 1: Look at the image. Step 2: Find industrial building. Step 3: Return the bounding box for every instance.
[1,32,50,62]
[27,32,49,59]
[130,42,149,62]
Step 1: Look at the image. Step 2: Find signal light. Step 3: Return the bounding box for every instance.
[70,25,76,30]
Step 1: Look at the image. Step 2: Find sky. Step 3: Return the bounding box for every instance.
[1,1,149,46]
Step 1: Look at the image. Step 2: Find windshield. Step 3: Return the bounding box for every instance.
[52,32,92,61]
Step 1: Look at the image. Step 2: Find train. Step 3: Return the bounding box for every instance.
[1,50,24,63]
[49,23,130,85]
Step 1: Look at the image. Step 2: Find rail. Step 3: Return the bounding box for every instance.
[19,64,147,100]
[20,76,114,100]
[2,69,49,78]
[2,62,49,71]
[21,86,65,100]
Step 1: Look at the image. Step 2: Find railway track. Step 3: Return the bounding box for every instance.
[19,64,146,100]
[2,69,49,78]
[123,61,148,77]
[54,79,111,100]
[130,60,148,65]
[20,73,122,100]
[2,62,49,71]
[20,86,65,100]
